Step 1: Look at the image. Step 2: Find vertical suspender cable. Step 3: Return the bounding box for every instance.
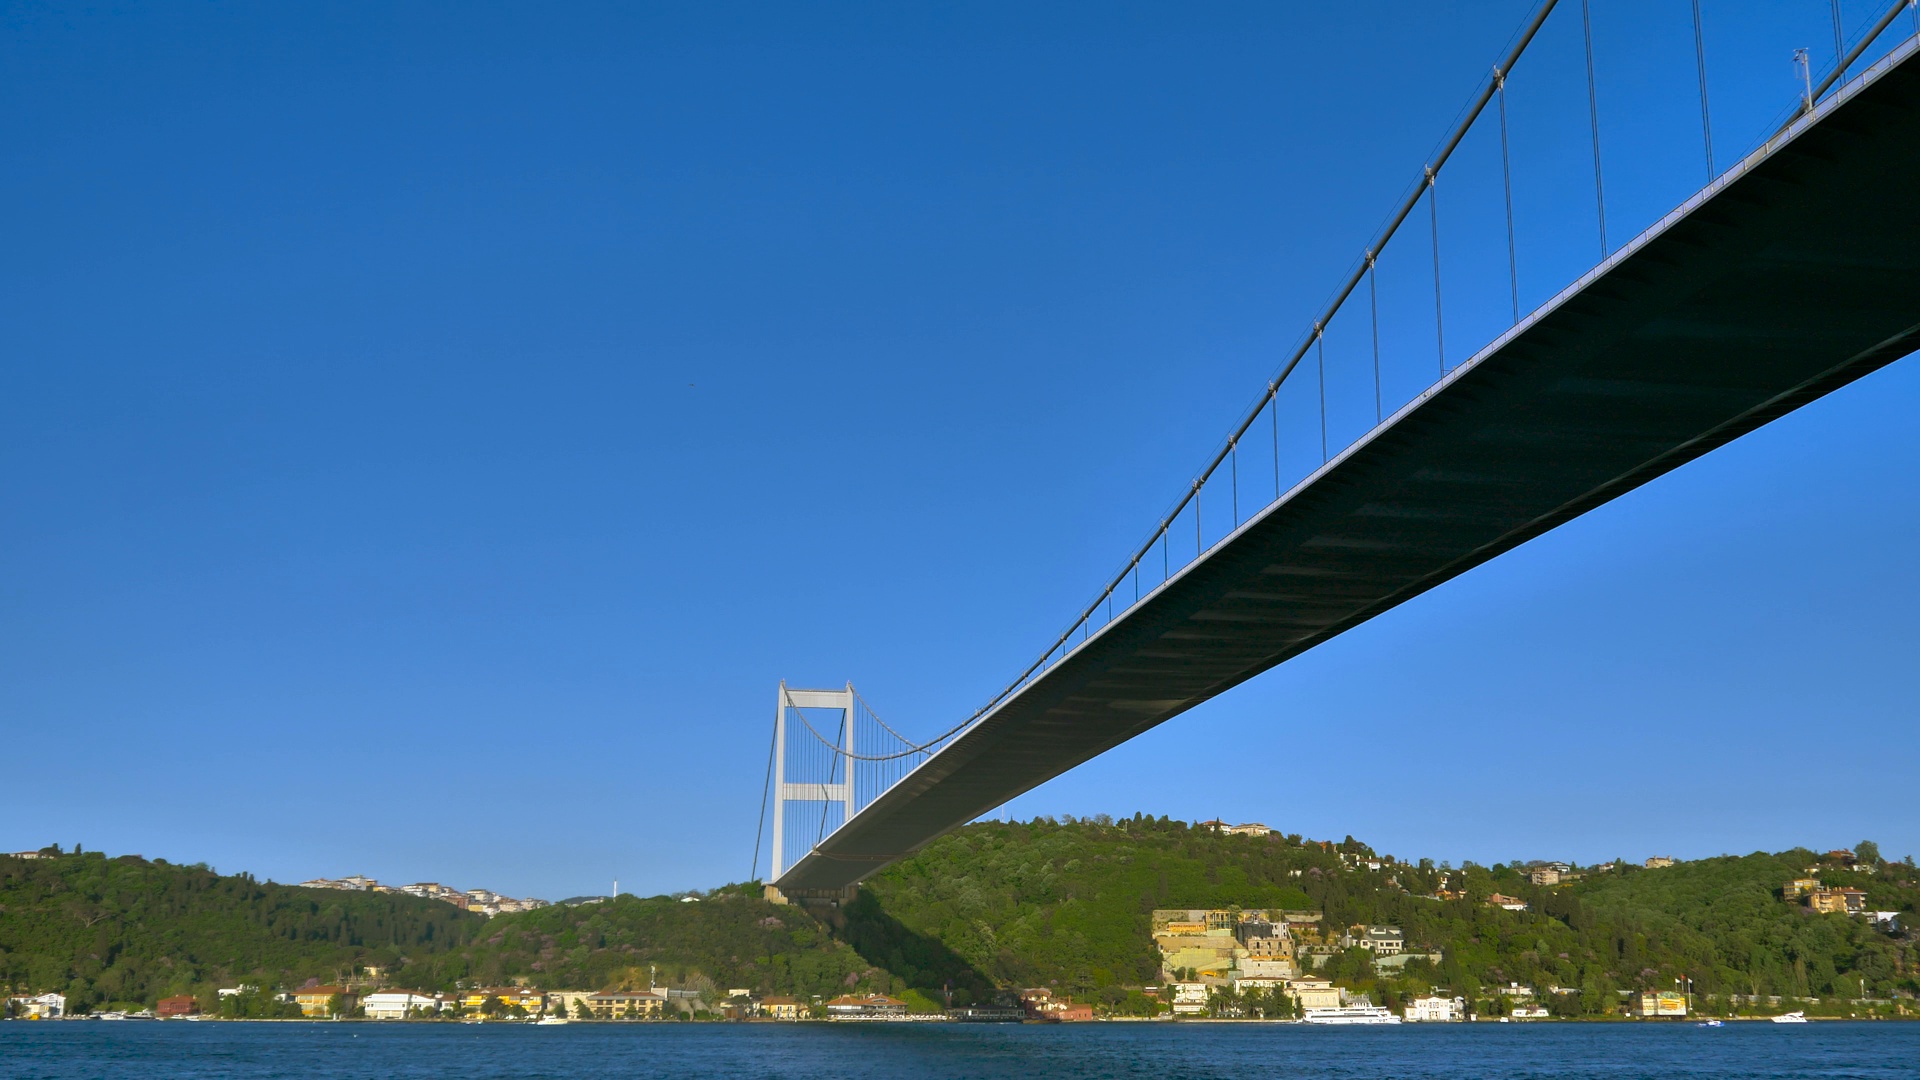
[1832,0,1847,71]
[751,707,778,883]
[1230,439,1239,525]
[1582,0,1609,257]
[1495,67,1519,325]
[1366,254,1381,423]
[1315,324,1328,461]
[1270,383,1280,498]
[1194,481,1203,556]
[1691,0,1715,180]
[1427,169,1445,375]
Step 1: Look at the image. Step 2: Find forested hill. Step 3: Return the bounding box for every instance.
[407,885,886,1003]
[8,824,1918,1016]
[851,817,1919,1012]
[0,848,482,1012]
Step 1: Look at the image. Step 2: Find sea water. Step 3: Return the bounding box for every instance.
[2,1020,1916,1079]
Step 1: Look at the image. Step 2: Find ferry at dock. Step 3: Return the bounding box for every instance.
[1302,1004,1402,1025]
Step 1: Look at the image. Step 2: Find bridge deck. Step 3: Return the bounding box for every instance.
[777,40,1920,894]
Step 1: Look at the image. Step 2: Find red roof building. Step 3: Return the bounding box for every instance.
[156,995,199,1018]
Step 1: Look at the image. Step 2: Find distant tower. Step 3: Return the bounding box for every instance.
[769,681,857,890]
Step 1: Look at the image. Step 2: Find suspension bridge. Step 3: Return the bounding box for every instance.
[755,0,1920,899]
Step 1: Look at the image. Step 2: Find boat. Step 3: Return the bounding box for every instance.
[1302,1004,1402,1025]
[535,1016,569,1026]
[1772,1011,1809,1024]
[1698,1019,1723,1027]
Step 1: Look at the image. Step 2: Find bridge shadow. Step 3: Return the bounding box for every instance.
[820,887,996,1003]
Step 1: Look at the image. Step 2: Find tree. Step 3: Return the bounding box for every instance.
[1855,841,1881,866]
[574,999,593,1020]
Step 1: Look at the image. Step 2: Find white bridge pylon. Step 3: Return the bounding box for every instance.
[769,683,856,884]
[761,680,956,895]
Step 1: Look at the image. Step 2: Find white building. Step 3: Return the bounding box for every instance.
[1170,982,1210,1015]
[1403,995,1464,1022]
[9,993,66,1019]
[1356,925,1404,955]
[1235,958,1296,979]
[1231,974,1290,992]
[361,991,440,1020]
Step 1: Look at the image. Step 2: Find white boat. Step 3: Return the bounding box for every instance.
[535,1016,570,1025]
[1772,1011,1809,1024]
[1302,1005,1402,1025]
[1698,1019,1723,1027]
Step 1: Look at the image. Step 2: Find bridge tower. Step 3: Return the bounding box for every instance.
[768,681,856,902]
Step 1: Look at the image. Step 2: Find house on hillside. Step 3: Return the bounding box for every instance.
[1485,893,1529,911]
[1807,888,1868,914]
[1223,823,1272,837]
[1783,878,1821,899]
[1644,857,1675,869]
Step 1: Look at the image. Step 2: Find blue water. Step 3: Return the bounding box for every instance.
[2,1021,1916,1079]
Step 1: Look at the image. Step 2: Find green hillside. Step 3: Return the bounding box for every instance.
[407,884,873,1000]
[6,823,1917,1018]
[852,816,1920,1014]
[0,847,482,1012]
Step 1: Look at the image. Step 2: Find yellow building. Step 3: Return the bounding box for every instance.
[760,995,804,1020]
[291,987,355,1017]
[1783,878,1820,899]
[1632,991,1686,1017]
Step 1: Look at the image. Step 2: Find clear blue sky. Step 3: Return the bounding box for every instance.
[4,1,1916,899]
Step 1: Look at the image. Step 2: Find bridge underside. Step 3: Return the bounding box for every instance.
[777,44,1920,894]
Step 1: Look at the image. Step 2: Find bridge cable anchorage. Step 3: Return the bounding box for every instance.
[1582,0,1609,256]
[1691,0,1715,180]
[1427,167,1445,375]
[1366,253,1381,424]
[942,0,1563,744]
[1495,66,1519,325]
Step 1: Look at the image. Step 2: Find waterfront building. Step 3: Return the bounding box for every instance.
[291,986,355,1017]
[586,991,665,1019]
[8,993,66,1019]
[826,994,907,1020]
[155,995,199,1018]
[1168,982,1209,1015]
[1283,979,1342,1010]
[362,991,438,1020]
[1403,995,1465,1022]
[1631,991,1687,1018]
[760,995,804,1020]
